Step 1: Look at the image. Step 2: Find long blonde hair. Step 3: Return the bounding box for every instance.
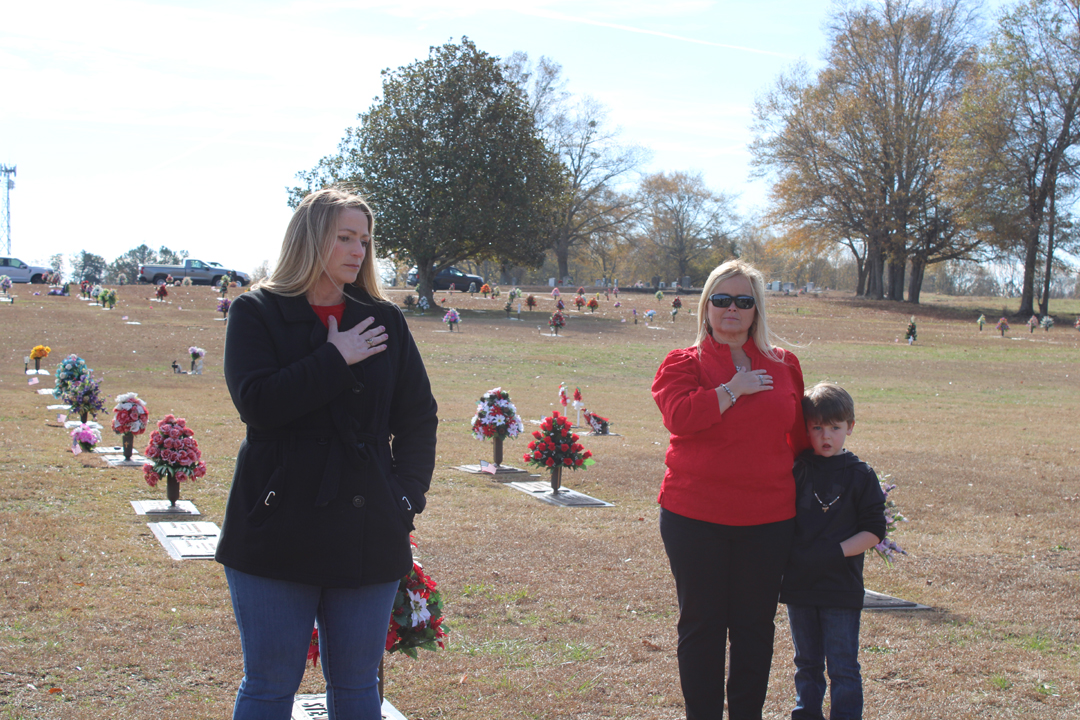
[258,188,386,301]
[694,259,784,362]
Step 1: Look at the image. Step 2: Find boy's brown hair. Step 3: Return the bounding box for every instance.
[802,381,855,426]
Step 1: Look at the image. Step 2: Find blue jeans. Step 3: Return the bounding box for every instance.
[224,566,398,720]
[786,604,863,720]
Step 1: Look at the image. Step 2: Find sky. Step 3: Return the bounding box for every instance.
[0,0,994,275]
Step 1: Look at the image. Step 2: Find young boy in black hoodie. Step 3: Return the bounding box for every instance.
[780,382,887,720]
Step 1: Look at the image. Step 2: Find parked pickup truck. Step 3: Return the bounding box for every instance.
[138,259,249,286]
[0,256,51,283]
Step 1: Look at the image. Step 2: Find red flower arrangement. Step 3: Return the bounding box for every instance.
[573,295,585,309]
[142,414,207,486]
[587,297,599,312]
[309,554,447,666]
[526,294,537,310]
[549,311,566,334]
[112,392,149,435]
[523,412,594,470]
[672,296,682,309]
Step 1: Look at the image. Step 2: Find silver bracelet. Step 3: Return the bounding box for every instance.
[719,383,737,406]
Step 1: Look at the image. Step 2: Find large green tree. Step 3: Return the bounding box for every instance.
[291,38,561,302]
[70,250,106,284]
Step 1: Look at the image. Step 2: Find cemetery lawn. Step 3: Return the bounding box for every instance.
[1,284,1078,719]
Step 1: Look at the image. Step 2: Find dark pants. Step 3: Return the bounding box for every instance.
[660,508,795,720]
[786,605,863,720]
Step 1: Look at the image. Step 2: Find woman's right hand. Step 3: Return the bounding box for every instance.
[327,315,387,365]
[724,368,773,402]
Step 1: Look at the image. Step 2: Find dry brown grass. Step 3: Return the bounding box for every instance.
[1,284,1078,719]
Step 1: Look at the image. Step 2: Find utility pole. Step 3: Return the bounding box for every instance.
[0,165,15,255]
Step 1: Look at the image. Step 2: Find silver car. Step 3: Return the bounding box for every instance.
[0,256,50,283]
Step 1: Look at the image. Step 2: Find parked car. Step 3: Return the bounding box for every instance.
[138,259,248,286]
[406,266,485,291]
[0,256,51,283]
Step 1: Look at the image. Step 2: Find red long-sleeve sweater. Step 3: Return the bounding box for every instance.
[652,337,808,526]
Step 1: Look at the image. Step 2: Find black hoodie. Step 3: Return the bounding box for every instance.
[779,449,887,609]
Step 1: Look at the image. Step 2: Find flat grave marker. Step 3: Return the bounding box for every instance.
[148,521,219,560]
[451,460,533,481]
[293,694,406,720]
[863,589,930,611]
[132,500,200,516]
[506,480,614,508]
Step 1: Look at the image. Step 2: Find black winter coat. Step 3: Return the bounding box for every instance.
[214,286,438,587]
[779,450,886,609]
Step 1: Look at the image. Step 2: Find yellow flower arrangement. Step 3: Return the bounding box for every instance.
[30,345,51,360]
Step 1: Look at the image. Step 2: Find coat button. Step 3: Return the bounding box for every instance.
[352,386,362,394]
[352,495,365,508]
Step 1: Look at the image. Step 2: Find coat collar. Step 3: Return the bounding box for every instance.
[269,285,379,347]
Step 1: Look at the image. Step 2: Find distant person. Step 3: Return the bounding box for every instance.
[780,382,886,720]
[652,259,808,719]
[216,188,439,719]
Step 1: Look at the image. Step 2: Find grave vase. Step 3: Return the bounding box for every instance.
[34,358,41,371]
[80,410,88,423]
[493,436,504,466]
[550,465,562,493]
[122,432,134,461]
[167,475,181,507]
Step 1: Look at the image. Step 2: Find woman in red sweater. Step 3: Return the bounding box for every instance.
[652,259,807,720]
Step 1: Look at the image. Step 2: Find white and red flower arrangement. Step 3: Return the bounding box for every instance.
[142,415,207,487]
[523,412,594,471]
[584,410,611,435]
[549,311,566,334]
[558,382,569,410]
[571,386,584,426]
[573,295,585,310]
[471,387,524,440]
[112,392,149,436]
[70,423,102,453]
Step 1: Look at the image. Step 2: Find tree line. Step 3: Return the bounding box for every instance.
[62,245,189,284]
[289,0,1079,315]
[751,0,1080,316]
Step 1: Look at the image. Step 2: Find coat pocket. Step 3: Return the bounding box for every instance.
[245,467,285,527]
[385,473,417,532]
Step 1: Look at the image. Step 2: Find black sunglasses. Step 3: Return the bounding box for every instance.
[709,293,755,309]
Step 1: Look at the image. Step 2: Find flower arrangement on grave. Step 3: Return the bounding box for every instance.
[182,276,192,286]
[70,423,102,453]
[504,299,512,317]
[64,373,107,423]
[404,294,416,310]
[572,387,584,426]
[387,559,448,657]
[468,282,477,295]
[155,284,168,300]
[101,289,117,309]
[189,346,206,374]
[573,295,585,310]
[219,275,230,296]
[905,316,917,344]
[584,409,611,435]
[644,309,656,324]
[614,301,621,309]
[54,354,88,399]
[491,285,500,298]
[551,287,560,299]
[1027,314,1038,333]
[672,296,682,310]
[166,274,175,285]
[480,283,491,298]
[558,382,569,410]
[549,311,566,334]
[523,412,594,492]
[556,298,565,311]
[1040,315,1053,331]
[112,392,149,460]
[0,275,11,294]
[117,273,128,285]
[526,294,536,311]
[30,345,50,371]
[91,285,103,303]
[471,387,524,466]
[995,316,1009,336]
[575,286,585,296]
[443,308,460,331]
[447,283,456,294]
[143,415,207,508]
[632,308,637,323]
[80,280,91,298]
[587,297,599,312]
[510,287,521,299]
[872,475,908,566]
[217,297,231,318]
[655,290,664,302]
[417,296,430,314]
[976,314,986,331]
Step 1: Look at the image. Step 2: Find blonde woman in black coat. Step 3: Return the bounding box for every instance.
[216,188,438,719]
